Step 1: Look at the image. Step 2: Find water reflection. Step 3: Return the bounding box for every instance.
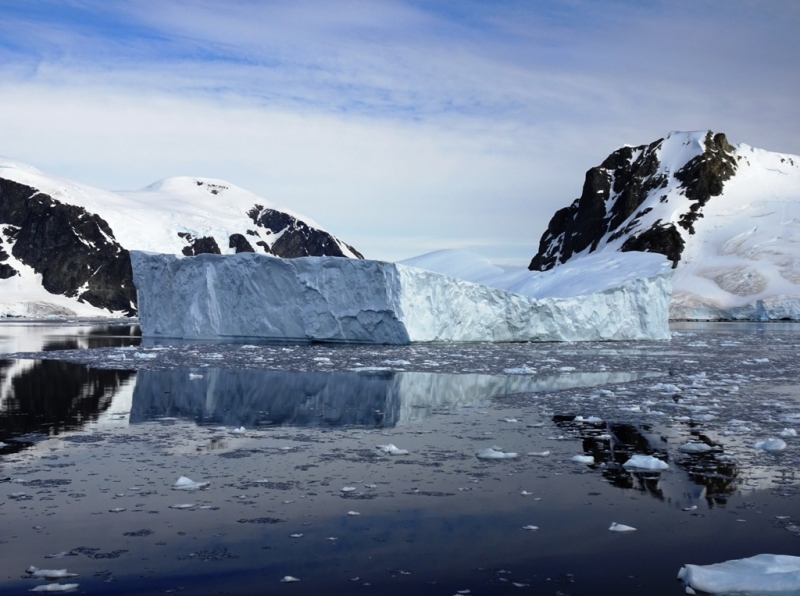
[556,416,741,506]
[130,369,660,428]
[0,359,134,454]
[0,322,141,354]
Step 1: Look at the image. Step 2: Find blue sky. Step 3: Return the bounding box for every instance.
[1,0,798,264]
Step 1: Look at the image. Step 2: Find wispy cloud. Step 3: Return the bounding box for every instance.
[0,0,798,262]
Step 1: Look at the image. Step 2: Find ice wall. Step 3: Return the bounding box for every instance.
[131,251,672,344]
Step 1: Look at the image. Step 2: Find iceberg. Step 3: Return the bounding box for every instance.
[131,251,671,344]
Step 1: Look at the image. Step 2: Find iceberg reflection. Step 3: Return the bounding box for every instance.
[130,369,661,428]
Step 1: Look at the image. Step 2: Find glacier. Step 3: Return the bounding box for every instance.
[131,250,672,344]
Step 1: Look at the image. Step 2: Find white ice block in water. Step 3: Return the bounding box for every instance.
[678,554,800,594]
[754,438,788,452]
[377,444,409,455]
[131,251,672,344]
[623,455,669,470]
[609,522,637,532]
[476,447,519,460]
[172,476,209,490]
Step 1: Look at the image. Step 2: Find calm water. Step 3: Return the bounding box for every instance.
[2,321,800,595]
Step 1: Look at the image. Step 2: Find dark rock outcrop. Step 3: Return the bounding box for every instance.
[529,132,736,271]
[229,233,255,254]
[177,233,221,256]
[247,204,364,259]
[0,178,137,314]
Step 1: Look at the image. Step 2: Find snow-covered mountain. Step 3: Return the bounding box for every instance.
[529,131,800,319]
[0,158,362,318]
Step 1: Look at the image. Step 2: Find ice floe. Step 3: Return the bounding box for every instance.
[571,455,595,465]
[28,584,79,593]
[26,568,78,579]
[754,438,787,452]
[172,476,210,490]
[475,448,519,460]
[622,455,669,470]
[678,554,800,594]
[376,444,409,455]
[608,522,637,532]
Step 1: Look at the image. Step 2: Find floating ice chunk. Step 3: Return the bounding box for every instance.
[575,416,603,424]
[682,505,698,512]
[341,487,357,493]
[779,428,798,438]
[29,585,79,593]
[623,455,669,470]
[26,568,78,579]
[522,525,539,531]
[383,359,411,366]
[376,444,409,455]
[188,373,203,380]
[504,366,536,375]
[528,451,550,457]
[609,522,637,532]
[169,503,196,509]
[679,442,714,454]
[347,511,360,516]
[571,455,595,465]
[108,508,126,513]
[475,448,518,460]
[44,553,76,560]
[502,418,518,423]
[0,442,7,448]
[290,533,303,538]
[678,554,800,594]
[754,438,787,452]
[521,491,534,496]
[172,476,210,491]
[230,427,246,435]
[280,576,301,583]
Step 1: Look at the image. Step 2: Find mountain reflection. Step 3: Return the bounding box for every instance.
[0,359,134,452]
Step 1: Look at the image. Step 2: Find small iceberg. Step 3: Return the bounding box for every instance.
[623,455,669,470]
[528,450,550,457]
[571,455,595,465]
[608,522,637,532]
[26,568,78,579]
[376,444,409,455]
[678,554,800,594]
[754,438,788,452]
[29,585,79,593]
[280,576,301,583]
[172,476,210,491]
[779,428,797,438]
[679,442,714,454]
[475,448,518,460]
[230,427,246,435]
[522,525,539,531]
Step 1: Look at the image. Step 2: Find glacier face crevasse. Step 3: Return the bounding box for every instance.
[131,251,671,344]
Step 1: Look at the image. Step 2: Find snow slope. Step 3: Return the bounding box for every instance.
[0,157,361,317]
[131,251,672,344]
[529,131,800,320]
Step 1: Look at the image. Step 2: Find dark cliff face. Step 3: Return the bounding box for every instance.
[529,131,737,272]
[247,205,364,259]
[0,178,137,315]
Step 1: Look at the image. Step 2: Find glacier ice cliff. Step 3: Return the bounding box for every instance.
[131,251,672,344]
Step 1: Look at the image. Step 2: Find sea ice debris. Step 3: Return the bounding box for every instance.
[679,442,714,454]
[571,455,595,465]
[280,576,301,583]
[376,444,409,455]
[609,522,637,532]
[173,476,210,490]
[26,568,78,579]
[623,455,669,470]
[522,525,539,531]
[754,438,787,452]
[28,584,79,593]
[779,428,797,438]
[475,448,518,460]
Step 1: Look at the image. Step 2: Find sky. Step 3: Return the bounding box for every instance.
[0,0,798,265]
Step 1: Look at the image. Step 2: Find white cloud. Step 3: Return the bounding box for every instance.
[0,0,798,264]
